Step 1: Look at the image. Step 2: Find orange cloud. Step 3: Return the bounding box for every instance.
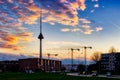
[82,25,94,35]
[0,29,32,50]
[13,0,86,26]
[17,32,32,41]
[27,4,40,12]
[43,11,79,26]
[83,29,94,35]
[2,35,18,44]
[18,14,39,24]
[70,0,86,10]
[0,42,23,50]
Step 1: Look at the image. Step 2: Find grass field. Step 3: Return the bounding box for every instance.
[0,72,120,80]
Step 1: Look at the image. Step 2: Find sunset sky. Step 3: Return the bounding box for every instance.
[0,0,120,60]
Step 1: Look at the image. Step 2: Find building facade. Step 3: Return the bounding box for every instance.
[0,60,19,72]
[101,52,120,73]
[19,58,61,72]
[0,58,61,72]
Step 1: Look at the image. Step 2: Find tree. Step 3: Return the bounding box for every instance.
[91,52,101,63]
[88,64,98,72]
[109,46,117,53]
[90,52,102,73]
[77,64,85,74]
[61,66,66,72]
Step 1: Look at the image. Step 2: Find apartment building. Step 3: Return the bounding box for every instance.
[101,52,120,72]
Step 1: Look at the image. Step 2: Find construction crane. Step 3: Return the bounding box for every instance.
[48,48,80,70]
[47,53,58,59]
[70,48,80,70]
[78,46,92,74]
[47,46,92,73]
[83,46,92,74]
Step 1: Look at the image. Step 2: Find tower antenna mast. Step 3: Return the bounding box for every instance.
[38,9,44,59]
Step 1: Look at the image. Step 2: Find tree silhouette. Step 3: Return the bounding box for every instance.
[91,52,101,63]
[90,52,101,73]
[109,46,117,53]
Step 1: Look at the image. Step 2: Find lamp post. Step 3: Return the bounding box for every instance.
[83,46,92,74]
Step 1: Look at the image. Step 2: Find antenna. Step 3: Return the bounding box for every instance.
[40,9,42,33]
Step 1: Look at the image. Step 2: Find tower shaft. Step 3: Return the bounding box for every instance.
[40,39,42,59]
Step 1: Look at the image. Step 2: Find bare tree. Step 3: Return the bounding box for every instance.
[109,46,117,53]
[91,52,101,63]
[90,52,102,73]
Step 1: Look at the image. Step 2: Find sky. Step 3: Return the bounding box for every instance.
[0,0,120,60]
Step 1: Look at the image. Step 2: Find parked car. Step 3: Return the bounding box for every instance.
[91,71,97,76]
[106,72,112,77]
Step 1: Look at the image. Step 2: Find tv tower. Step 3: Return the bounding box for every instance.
[38,9,44,59]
